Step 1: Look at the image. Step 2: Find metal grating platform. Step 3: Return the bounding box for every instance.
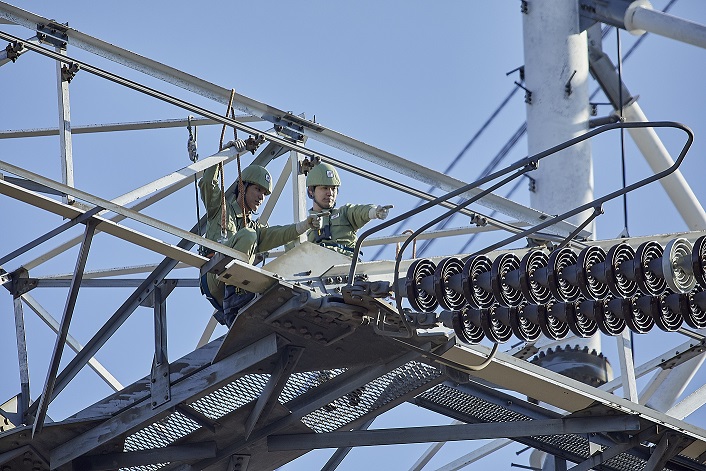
[416,381,706,471]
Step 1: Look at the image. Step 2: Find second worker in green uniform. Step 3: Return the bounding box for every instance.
[305,162,393,257]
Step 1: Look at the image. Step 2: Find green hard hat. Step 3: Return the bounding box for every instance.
[306,162,341,187]
[240,164,272,195]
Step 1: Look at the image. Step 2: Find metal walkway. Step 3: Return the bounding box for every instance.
[3,268,706,470]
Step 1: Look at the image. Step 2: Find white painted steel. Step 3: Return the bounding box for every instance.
[290,152,307,244]
[55,47,74,205]
[622,101,706,230]
[616,331,638,402]
[645,355,706,411]
[521,0,600,379]
[667,382,706,420]
[626,4,706,49]
[522,0,594,232]
[434,438,512,471]
[19,152,241,271]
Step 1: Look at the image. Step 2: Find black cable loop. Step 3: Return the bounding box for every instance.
[467,121,692,258]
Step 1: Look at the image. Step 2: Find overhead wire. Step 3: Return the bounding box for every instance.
[369,86,521,260]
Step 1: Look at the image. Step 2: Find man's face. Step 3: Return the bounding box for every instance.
[312,185,338,210]
[244,184,268,212]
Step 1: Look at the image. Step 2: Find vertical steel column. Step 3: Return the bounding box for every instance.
[56,47,75,205]
[522,0,593,231]
[32,219,98,436]
[617,330,638,402]
[291,151,307,244]
[13,296,30,422]
[151,284,170,408]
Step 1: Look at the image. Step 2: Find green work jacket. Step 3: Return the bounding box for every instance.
[307,203,376,257]
[199,164,300,258]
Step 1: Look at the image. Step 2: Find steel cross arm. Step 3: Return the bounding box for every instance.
[23,144,272,272]
[32,219,98,436]
[73,441,217,471]
[266,416,640,451]
[30,278,198,288]
[49,333,282,469]
[0,23,582,238]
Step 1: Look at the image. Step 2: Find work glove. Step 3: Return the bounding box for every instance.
[296,214,322,234]
[369,204,393,220]
[222,138,248,154]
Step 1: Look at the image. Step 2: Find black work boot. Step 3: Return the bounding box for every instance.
[222,285,256,327]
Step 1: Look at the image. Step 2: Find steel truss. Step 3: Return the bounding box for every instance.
[2,2,706,471]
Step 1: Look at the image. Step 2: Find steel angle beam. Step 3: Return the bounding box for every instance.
[0,177,208,268]
[0,3,585,238]
[0,156,250,267]
[171,350,424,471]
[244,346,304,440]
[49,333,282,469]
[0,116,261,139]
[73,442,217,471]
[22,148,258,271]
[266,416,640,451]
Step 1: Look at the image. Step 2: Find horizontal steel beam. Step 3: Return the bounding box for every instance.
[0,116,261,139]
[74,442,217,471]
[267,416,640,451]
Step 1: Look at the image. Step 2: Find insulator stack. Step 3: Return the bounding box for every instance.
[462,255,496,309]
[433,257,466,311]
[403,236,706,347]
[405,259,438,313]
[519,250,552,305]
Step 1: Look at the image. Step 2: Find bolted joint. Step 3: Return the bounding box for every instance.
[5,41,24,62]
[60,62,80,83]
[527,175,537,193]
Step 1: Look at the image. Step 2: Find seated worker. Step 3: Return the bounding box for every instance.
[200,139,320,326]
[305,162,393,257]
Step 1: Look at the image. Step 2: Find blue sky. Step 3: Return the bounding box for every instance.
[1,1,706,469]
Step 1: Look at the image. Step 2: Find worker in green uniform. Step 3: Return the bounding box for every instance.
[305,162,393,257]
[200,138,321,326]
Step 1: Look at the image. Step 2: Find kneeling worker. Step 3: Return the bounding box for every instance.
[200,139,321,326]
[305,162,393,257]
